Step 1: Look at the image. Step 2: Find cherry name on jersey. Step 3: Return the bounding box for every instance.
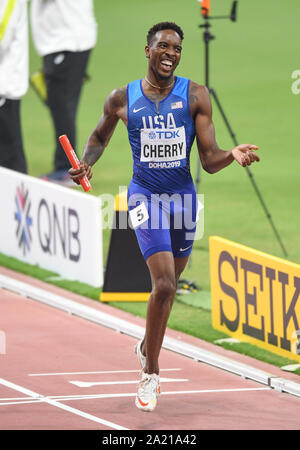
[140,112,187,168]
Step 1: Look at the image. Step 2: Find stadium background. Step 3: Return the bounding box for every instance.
[2,0,300,368]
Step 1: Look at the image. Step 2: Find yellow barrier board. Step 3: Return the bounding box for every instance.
[210,236,300,362]
[100,292,150,302]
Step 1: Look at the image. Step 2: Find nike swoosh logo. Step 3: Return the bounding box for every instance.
[179,245,192,252]
[54,53,65,65]
[133,107,146,113]
[137,397,149,407]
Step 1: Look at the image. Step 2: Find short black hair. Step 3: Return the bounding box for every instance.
[147,22,184,46]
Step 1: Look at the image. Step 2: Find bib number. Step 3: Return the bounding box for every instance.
[140,127,187,169]
[129,202,149,228]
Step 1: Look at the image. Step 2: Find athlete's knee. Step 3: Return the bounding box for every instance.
[153,276,176,303]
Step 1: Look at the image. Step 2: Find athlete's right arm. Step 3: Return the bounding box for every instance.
[69,87,127,184]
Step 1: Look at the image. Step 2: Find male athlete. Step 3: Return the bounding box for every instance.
[69,22,259,412]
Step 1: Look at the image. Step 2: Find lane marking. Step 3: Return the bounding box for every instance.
[69,377,188,388]
[164,387,271,395]
[54,386,272,399]
[0,399,43,406]
[28,368,181,376]
[0,377,129,430]
[0,387,271,406]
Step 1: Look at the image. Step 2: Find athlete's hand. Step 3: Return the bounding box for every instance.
[231,144,260,167]
[69,160,93,185]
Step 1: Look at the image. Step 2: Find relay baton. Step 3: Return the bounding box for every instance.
[201,0,210,17]
[59,134,92,192]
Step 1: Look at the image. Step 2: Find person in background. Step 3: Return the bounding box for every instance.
[30,0,97,186]
[0,0,29,174]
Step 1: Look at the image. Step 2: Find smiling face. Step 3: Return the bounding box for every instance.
[145,29,182,80]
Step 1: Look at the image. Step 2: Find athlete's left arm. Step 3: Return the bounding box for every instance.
[190,83,259,174]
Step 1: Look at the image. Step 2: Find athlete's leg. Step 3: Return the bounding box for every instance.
[174,254,190,283]
[128,182,192,374]
[141,252,189,375]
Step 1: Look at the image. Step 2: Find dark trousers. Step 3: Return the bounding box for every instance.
[43,50,91,171]
[0,98,27,174]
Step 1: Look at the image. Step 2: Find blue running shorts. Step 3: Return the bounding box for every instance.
[127,180,198,261]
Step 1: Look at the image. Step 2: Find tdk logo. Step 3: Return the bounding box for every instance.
[149,130,180,139]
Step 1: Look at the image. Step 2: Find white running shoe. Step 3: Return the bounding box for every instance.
[134,339,146,369]
[135,372,160,412]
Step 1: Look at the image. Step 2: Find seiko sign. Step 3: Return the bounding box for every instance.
[210,236,300,362]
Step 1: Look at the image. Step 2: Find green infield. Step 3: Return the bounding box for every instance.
[3,0,299,372]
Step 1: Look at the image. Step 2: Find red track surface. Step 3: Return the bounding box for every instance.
[0,267,300,431]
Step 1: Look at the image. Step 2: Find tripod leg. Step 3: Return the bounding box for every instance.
[209,88,288,257]
[210,88,238,146]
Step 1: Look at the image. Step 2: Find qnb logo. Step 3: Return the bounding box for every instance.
[291,70,300,95]
[14,183,33,255]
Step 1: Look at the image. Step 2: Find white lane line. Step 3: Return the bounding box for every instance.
[0,399,43,406]
[163,387,271,395]
[69,377,188,388]
[53,386,272,400]
[0,377,129,430]
[28,368,182,377]
[0,387,271,406]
